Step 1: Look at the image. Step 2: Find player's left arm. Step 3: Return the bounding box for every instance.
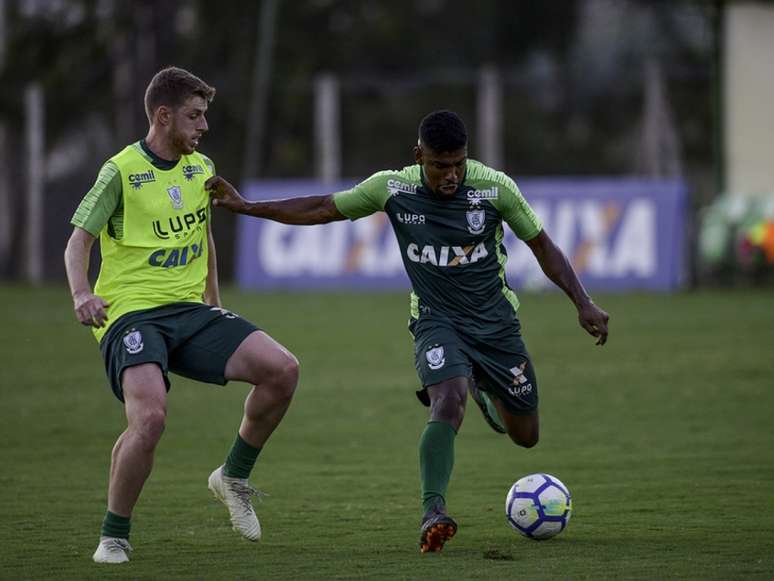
[493,174,608,345]
[201,155,222,306]
[525,230,609,345]
[204,218,222,307]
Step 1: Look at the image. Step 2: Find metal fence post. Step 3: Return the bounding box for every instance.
[25,83,44,284]
[314,73,341,184]
[477,65,503,169]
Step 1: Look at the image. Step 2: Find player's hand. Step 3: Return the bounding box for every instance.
[73,291,110,328]
[205,175,248,214]
[577,300,609,346]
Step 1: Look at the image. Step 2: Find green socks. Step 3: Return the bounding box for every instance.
[101,510,130,539]
[224,434,262,479]
[419,420,457,513]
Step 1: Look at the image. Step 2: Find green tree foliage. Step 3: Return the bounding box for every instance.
[0,0,715,280]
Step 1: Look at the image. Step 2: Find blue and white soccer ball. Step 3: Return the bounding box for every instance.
[506,473,572,540]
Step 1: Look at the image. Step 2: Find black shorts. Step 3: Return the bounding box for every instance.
[99,302,259,402]
[409,315,538,415]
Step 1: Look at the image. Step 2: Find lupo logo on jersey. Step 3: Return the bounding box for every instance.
[152,207,207,240]
[128,170,156,190]
[395,213,426,225]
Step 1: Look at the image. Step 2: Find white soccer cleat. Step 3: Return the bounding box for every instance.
[92,536,133,564]
[208,465,262,541]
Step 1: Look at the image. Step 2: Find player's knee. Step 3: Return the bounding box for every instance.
[508,428,539,449]
[266,351,299,402]
[277,353,300,399]
[517,434,539,448]
[430,389,466,425]
[132,408,166,449]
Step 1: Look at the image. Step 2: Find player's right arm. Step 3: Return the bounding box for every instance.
[64,161,121,327]
[206,171,390,224]
[65,227,110,327]
[206,176,346,225]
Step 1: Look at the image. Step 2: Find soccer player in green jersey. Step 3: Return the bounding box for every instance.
[206,110,609,553]
[64,67,300,564]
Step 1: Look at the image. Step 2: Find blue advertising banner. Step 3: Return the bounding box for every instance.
[235,178,687,291]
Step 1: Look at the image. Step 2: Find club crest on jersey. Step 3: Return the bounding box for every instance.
[425,344,446,370]
[167,185,184,210]
[466,209,486,234]
[123,329,144,355]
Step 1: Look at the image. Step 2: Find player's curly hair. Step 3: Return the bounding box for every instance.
[418,110,468,153]
[144,66,216,123]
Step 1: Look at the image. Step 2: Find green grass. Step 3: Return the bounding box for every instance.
[1,286,773,580]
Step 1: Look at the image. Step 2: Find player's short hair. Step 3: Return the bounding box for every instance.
[418,110,468,153]
[144,66,216,123]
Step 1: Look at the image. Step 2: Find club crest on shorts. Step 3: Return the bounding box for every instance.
[425,344,446,370]
[167,185,184,210]
[123,329,144,355]
[466,209,486,234]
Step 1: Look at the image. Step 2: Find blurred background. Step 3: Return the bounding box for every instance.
[1,0,773,289]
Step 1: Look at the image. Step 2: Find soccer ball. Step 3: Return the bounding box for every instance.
[506,473,572,540]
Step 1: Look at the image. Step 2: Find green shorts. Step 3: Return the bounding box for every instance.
[99,302,259,402]
[409,314,538,415]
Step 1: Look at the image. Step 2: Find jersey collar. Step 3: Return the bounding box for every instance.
[138,139,181,171]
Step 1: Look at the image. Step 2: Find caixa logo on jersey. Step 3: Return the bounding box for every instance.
[148,240,205,268]
[406,242,488,267]
[152,208,207,240]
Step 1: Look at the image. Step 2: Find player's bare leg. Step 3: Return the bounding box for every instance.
[492,397,539,448]
[108,364,168,514]
[418,377,467,553]
[208,331,299,541]
[224,330,299,449]
[94,363,167,563]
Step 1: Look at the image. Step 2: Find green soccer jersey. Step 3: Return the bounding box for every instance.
[334,159,542,338]
[71,141,215,342]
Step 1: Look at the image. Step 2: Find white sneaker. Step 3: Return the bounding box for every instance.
[92,536,133,563]
[208,465,263,541]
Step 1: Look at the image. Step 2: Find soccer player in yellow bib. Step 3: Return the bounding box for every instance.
[64,67,299,564]
[207,110,610,554]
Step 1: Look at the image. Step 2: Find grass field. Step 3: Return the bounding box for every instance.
[1,286,773,580]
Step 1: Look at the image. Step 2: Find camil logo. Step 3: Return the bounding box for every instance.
[128,170,156,190]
